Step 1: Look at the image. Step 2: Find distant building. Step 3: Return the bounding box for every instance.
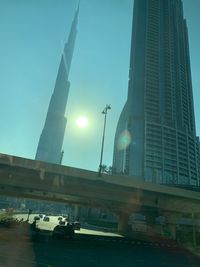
[35,7,79,164]
[113,0,200,186]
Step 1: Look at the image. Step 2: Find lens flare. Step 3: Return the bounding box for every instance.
[117,130,131,150]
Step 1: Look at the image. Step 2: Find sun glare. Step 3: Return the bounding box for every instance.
[76,116,89,128]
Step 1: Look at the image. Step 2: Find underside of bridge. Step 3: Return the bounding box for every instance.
[0,153,200,245]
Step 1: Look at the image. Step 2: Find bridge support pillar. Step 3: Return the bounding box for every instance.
[144,209,158,235]
[117,213,131,235]
[166,224,176,240]
[145,213,155,227]
[162,212,180,240]
[163,212,199,246]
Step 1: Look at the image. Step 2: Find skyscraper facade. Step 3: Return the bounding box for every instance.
[35,8,79,164]
[113,0,200,186]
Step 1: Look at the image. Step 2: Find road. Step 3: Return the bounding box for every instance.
[0,214,198,267]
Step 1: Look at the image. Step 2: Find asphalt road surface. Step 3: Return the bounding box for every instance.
[0,233,199,267]
[0,214,198,267]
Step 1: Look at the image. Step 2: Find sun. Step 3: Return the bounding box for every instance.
[75,116,89,128]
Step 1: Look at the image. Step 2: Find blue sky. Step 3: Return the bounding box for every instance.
[0,0,200,172]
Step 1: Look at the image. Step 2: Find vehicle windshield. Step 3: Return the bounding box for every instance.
[0,0,200,266]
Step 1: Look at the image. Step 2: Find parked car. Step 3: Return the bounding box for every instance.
[72,221,81,230]
[59,220,65,226]
[34,216,40,221]
[43,216,50,222]
[52,223,74,239]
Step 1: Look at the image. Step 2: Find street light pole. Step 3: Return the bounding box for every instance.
[98,104,111,177]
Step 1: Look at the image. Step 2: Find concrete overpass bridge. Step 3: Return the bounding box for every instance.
[0,153,200,239]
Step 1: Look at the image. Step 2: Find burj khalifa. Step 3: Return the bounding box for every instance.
[35,7,79,164]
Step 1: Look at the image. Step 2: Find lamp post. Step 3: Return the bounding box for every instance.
[98,104,111,177]
[27,209,32,222]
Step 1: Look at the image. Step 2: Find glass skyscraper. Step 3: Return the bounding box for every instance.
[35,7,79,164]
[113,0,200,186]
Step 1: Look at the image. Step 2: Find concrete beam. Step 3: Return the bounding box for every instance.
[117,213,131,235]
[1,153,200,216]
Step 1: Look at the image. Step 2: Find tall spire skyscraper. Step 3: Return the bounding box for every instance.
[35,7,79,164]
[113,0,200,186]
